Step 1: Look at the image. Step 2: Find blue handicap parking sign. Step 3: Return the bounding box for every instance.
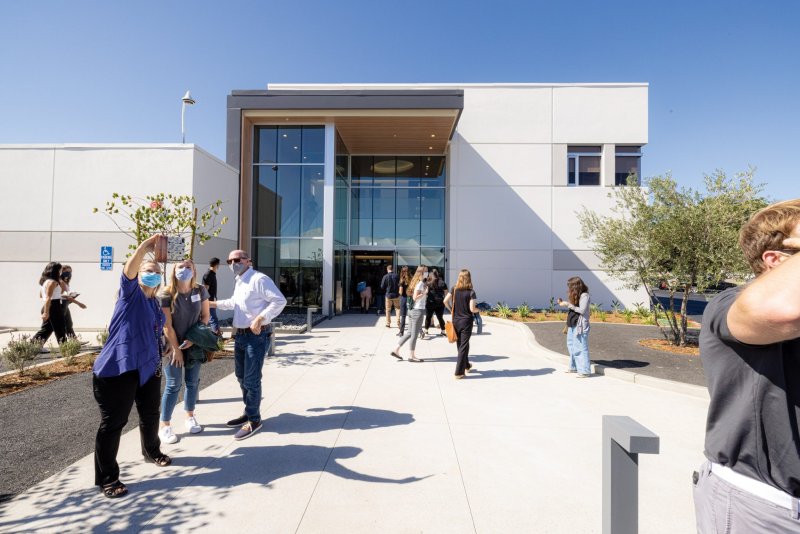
[100,246,113,271]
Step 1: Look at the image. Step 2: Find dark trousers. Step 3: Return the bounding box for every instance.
[234,330,270,424]
[398,296,408,334]
[62,301,75,338]
[454,319,474,376]
[33,299,67,344]
[93,370,162,486]
[425,303,446,331]
[208,306,219,333]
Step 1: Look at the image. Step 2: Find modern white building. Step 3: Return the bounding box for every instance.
[227,83,649,313]
[0,82,649,328]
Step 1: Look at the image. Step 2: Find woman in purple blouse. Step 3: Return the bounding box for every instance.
[92,235,171,498]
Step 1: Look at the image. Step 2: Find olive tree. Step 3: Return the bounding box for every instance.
[578,170,766,346]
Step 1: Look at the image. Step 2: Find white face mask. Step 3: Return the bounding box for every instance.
[423,272,429,279]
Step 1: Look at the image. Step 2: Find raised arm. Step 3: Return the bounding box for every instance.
[123,235,160,280]
[728,236,800,345]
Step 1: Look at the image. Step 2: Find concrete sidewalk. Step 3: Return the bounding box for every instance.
[0,314,707,533]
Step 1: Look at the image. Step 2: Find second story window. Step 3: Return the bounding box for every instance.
[615,146,642,186]
[567,146,601,186]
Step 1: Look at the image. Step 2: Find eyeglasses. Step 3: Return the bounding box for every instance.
[226,257,246,265]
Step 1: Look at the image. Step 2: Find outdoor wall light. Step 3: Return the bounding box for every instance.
[181,90,196,144]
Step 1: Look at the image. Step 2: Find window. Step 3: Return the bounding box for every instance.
[567,146,601,186]
[615,146,642,186]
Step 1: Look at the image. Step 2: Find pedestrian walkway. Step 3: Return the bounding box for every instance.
[0,314,707,533]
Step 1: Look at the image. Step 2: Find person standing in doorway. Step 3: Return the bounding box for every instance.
[32,262,68,347]
[397,266,410,337]
[381,265,401,328]
[558,277,591,377]
[693,199,800,533]
[202,257,220,335]
[444,269,480,379]
[391,265,428,362]
[60,265,88,340]
[211,250,286,441]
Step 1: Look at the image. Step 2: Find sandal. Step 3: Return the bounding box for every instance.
[144,453,172,467]
[101,480,128,499]
[390,351,402,360]
[408,356,424,363]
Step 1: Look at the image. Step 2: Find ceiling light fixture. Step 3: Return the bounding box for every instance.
[372,159,414,174]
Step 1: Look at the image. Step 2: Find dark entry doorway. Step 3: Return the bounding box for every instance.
[350,250,394,311]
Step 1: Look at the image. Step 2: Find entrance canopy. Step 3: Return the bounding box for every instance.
[227,88,464,163]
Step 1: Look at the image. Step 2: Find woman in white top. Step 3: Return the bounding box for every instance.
[391,265,428,362]
[557,276,592,377]
[33,261,68,345]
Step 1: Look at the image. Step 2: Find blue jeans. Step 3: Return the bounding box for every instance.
[160,361,202,422]
[473,312,483,334]
[208,306,219,333]
[234,330,270,424]
[566,327,591,374]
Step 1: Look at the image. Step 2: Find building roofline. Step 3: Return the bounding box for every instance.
[264,82,649,90]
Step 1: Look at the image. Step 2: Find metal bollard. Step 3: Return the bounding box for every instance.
[268,322,281,356]
[602,416,660,534]
[306,307,318,333]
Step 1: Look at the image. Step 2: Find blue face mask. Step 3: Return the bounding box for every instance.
[175,267,193,281]
[139,272,162,288]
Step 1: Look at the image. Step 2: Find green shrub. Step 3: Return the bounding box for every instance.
[517,302,530,319]
[622,310,634,323]
[59,337,83,365]
[632,302,650,319]
[555,311,566,321]
[547,297,556,314]
[611,300,622,313]
[596,311,608,322]
[2,334,42,375]
[495,302,513,319]
[216,337,227,352]
[97,327,110,348]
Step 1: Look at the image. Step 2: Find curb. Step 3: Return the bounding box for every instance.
[0,348,98,379]
[481,316,709,400]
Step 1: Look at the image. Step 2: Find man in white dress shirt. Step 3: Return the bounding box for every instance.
[211,249,286,440]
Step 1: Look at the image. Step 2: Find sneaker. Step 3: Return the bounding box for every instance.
[564,369,577,374]
[226,414,248,428]
[234,421,263,441]
[39,346,50,354]
[576,373,592,378]
[185,416,202,434]
[159,425,178,444]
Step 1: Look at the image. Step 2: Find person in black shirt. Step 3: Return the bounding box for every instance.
[694,199,800,532]
[444,269,479,379]
[423,269,448,337]
[202,257,220,335]
[380,265,401,328]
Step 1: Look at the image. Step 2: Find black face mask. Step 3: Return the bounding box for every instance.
[61,273,71,280]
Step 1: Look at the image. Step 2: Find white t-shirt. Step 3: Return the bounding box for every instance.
[412,281,427,310]
[41,279,62,301]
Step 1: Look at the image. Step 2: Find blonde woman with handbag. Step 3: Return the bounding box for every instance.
[444,269,480,379]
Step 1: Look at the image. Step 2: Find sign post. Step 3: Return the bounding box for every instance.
[100,246,113,271]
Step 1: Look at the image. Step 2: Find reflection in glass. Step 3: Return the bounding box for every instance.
[278,238,300,305]
[351,156,373,186]
[568,157,576,185]
[302,127,325,163]
[254,127,277,164]
[253,239,277,280]
[395,188,421,247]
[335,184,348,244]
[396,248,420,268]
[277,166,302,236]
[615,156,640,186]
[351,188,373,245]
[372,188,395,246]
[277,127,302,164]
[253,165,278,236]
[578,156,601,186]
[301,166,324,237]
[395,156,420,188]
[421,189,444,246]
[371,156,396,187]
[419,156,445,187]
[421,248,444,270]
[300,239,323,307]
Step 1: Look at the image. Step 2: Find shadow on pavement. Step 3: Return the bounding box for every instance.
[468,368,555,379]
[266,405,414,434]
[593,359,649,369]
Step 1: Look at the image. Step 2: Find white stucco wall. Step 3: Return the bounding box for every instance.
[447,85,649,310]
[0,145,239,329]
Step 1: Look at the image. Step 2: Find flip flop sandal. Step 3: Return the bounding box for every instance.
[101,480,128,499]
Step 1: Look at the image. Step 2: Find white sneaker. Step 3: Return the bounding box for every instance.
[185,415,202,434]
[159,425,178,444]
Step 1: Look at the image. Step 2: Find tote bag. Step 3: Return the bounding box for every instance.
[445,290,458,343]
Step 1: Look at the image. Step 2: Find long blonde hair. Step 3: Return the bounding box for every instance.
[454,269,473,291]
[408,265,427,296]
[164,259,200,312]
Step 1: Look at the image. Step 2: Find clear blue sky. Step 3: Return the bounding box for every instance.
[1,0,797,200]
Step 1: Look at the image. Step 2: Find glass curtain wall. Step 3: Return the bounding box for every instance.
[252,125,324,307]
[348,155,446,272]
[334,132,349,312]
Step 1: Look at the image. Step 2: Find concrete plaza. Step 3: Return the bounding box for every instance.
[0,315,707,533]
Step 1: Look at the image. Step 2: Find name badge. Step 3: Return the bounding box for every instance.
[191,294,201,303]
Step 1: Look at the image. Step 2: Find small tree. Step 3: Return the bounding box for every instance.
[93,193,228,259]
[2,334,43,375]
[578,170,767,346]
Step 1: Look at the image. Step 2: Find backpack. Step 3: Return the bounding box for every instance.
[356,281,367,293]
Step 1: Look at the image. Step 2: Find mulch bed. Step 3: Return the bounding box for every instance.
[639,338,700,356]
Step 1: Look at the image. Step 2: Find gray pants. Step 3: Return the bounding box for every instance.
[397,308,425,351]
[693,462,800,533]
